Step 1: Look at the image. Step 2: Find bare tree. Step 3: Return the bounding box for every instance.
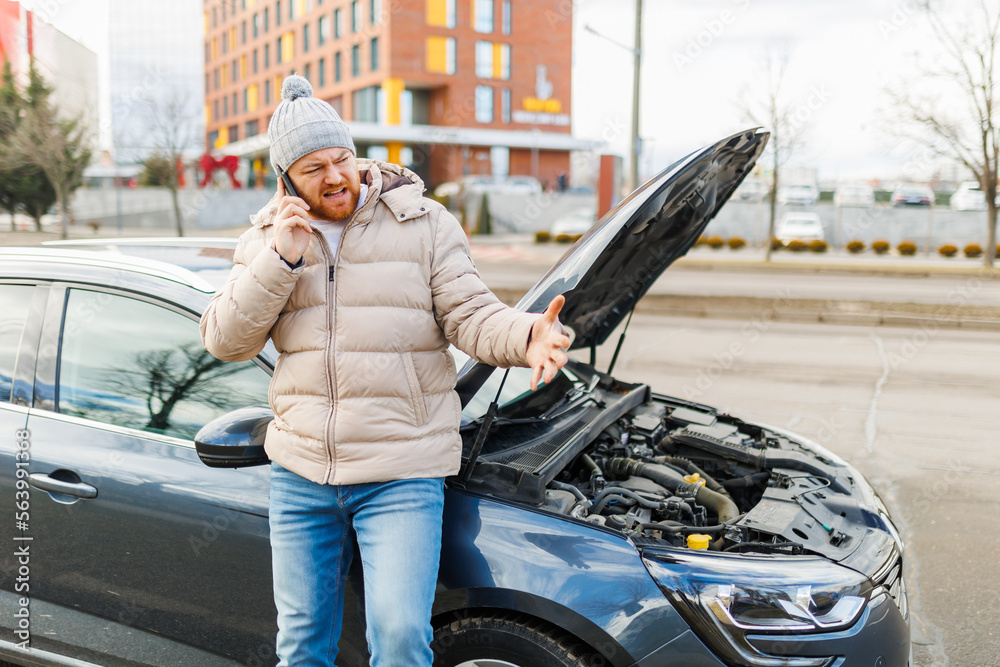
[140,90,200,237]
[739,43,809,261]
[105,343,251,434]
[889,0,1000,266]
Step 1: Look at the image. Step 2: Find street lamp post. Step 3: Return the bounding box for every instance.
[585,0,643,193]
[629,0,642,193]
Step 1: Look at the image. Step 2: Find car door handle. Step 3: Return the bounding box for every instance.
[28,472,98,499]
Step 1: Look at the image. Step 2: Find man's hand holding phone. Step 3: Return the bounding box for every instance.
[273,176,313,265]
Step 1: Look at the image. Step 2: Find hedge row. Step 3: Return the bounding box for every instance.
[693,237,1000,257]
[537,232,998,258]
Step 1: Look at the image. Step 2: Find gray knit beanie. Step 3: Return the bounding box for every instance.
[268,75,356,174]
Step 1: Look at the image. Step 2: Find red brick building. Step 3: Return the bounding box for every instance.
[204,0,593,188]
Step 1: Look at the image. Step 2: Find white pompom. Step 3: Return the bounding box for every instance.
[281,75,313,101]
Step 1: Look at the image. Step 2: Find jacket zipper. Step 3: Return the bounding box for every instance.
[316,230,336,485]
[326,174,381,484]
[327,226,347,484]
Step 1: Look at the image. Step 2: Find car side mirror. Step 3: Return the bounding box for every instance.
[195,406,274,468]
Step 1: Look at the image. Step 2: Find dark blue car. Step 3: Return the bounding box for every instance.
[0,130,910,667]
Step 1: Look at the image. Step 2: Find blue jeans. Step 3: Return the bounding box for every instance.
[268,462,444,666]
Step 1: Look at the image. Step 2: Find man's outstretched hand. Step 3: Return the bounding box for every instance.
[526,294,572,391]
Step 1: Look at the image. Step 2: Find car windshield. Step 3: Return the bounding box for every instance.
[452,348,587,425]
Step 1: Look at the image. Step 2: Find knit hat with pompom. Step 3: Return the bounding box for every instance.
[267,74,355,174]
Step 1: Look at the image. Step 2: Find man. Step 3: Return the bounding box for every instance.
[199,75,570,666]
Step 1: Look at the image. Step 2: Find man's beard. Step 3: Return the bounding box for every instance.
[308,183,360,221]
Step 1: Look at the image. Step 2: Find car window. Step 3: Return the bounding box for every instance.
[0,285,34,403]
[57,289,271,440]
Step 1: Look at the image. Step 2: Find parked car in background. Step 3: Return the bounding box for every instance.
[0,130,910,667]
[550,208,596,242]
[834,184,875,208]
[777,183,819,206]
[891,183,934,206]
[776,212,826,244]
[496,175,543,195]
[435,174,543,199]
[949,181,987,211]
[433,180,462,198]
[735,177,768,202]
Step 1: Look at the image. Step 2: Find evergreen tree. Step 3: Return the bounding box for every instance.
[9,160,57,230]
[11,60,92,238]
[0,61,24,230]
[138,154,176,187]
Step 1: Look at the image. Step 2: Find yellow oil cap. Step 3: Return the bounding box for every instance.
[683,473,706,486]
[687,534,711,550]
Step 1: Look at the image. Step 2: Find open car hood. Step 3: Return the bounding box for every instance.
[457,128,768,401]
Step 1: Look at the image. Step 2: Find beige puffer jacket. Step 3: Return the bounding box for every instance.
[200,159,539,485]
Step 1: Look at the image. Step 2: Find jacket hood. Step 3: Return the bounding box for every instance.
[249,158,427,229]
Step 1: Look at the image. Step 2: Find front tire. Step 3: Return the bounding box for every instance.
[432,613,604,667]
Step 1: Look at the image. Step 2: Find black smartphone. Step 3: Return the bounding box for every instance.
[279,170,299,198]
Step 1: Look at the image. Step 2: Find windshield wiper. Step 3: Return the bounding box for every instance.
[463,415,543,429]
[539,375,601,420]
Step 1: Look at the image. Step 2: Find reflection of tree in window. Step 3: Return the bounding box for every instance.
[103,342,252,435]
[58,290,270,440]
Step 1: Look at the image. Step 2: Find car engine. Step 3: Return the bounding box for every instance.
[537,398,873,557]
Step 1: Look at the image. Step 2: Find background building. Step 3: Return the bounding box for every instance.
[0,0,99,131]
[205,0,593,189]
[108,0,205,165]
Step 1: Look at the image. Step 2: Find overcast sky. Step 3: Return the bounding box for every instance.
[572,0,964,184]
[28,0,980,185]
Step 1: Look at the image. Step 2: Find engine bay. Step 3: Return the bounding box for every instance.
[462,372,878,559]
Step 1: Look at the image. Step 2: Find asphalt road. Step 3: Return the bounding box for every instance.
[656,261,1000,307]
[574,312,999,667]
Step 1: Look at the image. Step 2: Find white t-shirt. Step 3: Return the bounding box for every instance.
[312,183,368,255]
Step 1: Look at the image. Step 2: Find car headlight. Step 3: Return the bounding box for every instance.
[643,551,872,667]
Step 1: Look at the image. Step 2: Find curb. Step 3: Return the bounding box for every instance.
[673,256,1000,279]
[488,289,1000,332]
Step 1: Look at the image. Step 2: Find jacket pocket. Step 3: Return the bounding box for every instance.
[402,352,429,427]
